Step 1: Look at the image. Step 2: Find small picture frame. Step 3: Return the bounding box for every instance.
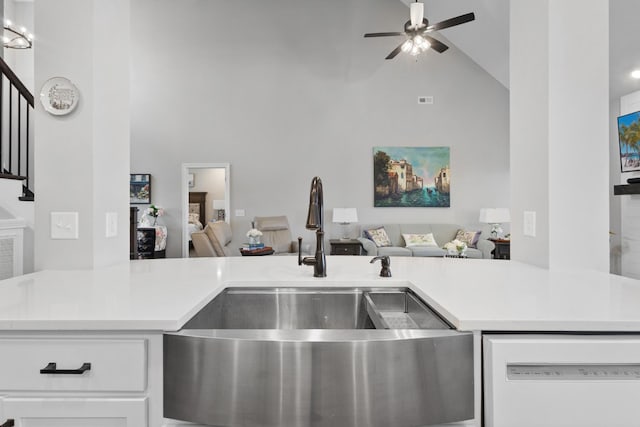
[130,174,151,204]
[188,173,195,188]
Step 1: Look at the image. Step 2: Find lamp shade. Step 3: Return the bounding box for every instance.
[213,199,226,210]
[479,208,511,224]
[332,208,358,224]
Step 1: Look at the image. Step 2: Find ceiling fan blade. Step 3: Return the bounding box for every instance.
[425,12,475,32]
[364,32,404,38]
[423,35,449,53]
[385,42,405,60]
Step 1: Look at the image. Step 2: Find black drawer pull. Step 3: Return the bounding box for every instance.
[40,362,91,375]
[1,420,15,427]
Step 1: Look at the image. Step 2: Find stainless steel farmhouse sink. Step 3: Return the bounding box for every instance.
[164,287,473,427]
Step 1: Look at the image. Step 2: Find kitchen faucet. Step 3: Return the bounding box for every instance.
[298,177,327,277]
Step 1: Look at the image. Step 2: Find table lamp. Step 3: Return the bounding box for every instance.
[479,208,510,239]
[332,208,358,240]
[213,199,226,221]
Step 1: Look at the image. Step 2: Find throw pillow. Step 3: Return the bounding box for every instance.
[364,227,392,247]
[454,229,481,249]
[188,213,200,224]
[402,233,438,248]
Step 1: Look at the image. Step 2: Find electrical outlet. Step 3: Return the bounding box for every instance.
[51,212,79,239]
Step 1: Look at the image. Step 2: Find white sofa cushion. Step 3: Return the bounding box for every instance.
[402,233,439,247]
[364,226,393,247]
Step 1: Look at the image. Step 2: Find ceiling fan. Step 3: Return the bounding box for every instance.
[364,1,475,59]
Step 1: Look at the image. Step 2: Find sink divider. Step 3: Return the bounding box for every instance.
[363,292,391,329]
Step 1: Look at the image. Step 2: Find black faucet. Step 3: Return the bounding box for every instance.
[370,256,391,277]
[298,177,327,277]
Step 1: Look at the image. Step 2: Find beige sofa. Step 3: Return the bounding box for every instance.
[192,222,234,257]
[357,223,495,259]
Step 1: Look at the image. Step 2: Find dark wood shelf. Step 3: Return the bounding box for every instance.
[614,184,640,195]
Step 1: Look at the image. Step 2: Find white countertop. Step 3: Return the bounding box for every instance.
[1,256,640,332]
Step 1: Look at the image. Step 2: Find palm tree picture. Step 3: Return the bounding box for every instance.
[618,111,640,172]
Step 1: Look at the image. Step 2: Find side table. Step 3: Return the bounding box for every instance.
[239,247,275,256]
[490,238,510,260]
[330,239,362,256]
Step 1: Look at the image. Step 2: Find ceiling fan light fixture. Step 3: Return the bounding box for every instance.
[401,39,413,52]
[363,7,474,60]
[414,35,430,50]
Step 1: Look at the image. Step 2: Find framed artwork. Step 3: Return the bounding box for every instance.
[373,146,450,207]
[188,173,195,187]
[618,111,640,173]
[130,174,151,204]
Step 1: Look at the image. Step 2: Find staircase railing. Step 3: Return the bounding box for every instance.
[0,55,34,201]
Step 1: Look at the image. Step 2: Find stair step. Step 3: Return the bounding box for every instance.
[20,186,34,202]
[0,173,27,181]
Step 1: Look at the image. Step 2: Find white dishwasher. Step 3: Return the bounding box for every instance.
[484,334,640,427]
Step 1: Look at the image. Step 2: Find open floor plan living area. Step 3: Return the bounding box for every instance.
[1,0,640,426]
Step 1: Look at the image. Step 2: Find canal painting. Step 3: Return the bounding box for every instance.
[373,146,450,207]
[618,111,640,173]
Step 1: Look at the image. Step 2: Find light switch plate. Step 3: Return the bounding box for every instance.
[51,212,79,239]
[524,211,536,237]
[235,209,245,217]
[106,212,118,238]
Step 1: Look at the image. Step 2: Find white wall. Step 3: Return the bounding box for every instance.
[547,0,609,272]
[130,0,510,257]
[509,0,549,266]
[511,0,609,272]
[34,0,130,270]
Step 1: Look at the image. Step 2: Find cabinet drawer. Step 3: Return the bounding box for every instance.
[0,339,146,392]
[1,396,147,426]
[331,245,361,255]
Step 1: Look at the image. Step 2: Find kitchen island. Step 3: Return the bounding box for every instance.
[0,256,639,426]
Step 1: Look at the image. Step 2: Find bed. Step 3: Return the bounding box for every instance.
[188,192,207,241]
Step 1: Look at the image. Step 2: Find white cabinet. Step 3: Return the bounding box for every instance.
[0,334,160,427]
[484,334,640,427]
[0,338,146,392]
[0,397,146,426]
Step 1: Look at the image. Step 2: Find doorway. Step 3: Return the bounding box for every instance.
[181,163,230,258]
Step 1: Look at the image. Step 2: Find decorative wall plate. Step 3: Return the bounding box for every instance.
[40,77,79,115]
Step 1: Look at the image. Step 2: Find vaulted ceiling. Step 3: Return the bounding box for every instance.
[400,0,508,88]
[400,0,640,101]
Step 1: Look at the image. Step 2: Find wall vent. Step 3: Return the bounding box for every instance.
[0,238,14,280]
[0,221,25,279]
